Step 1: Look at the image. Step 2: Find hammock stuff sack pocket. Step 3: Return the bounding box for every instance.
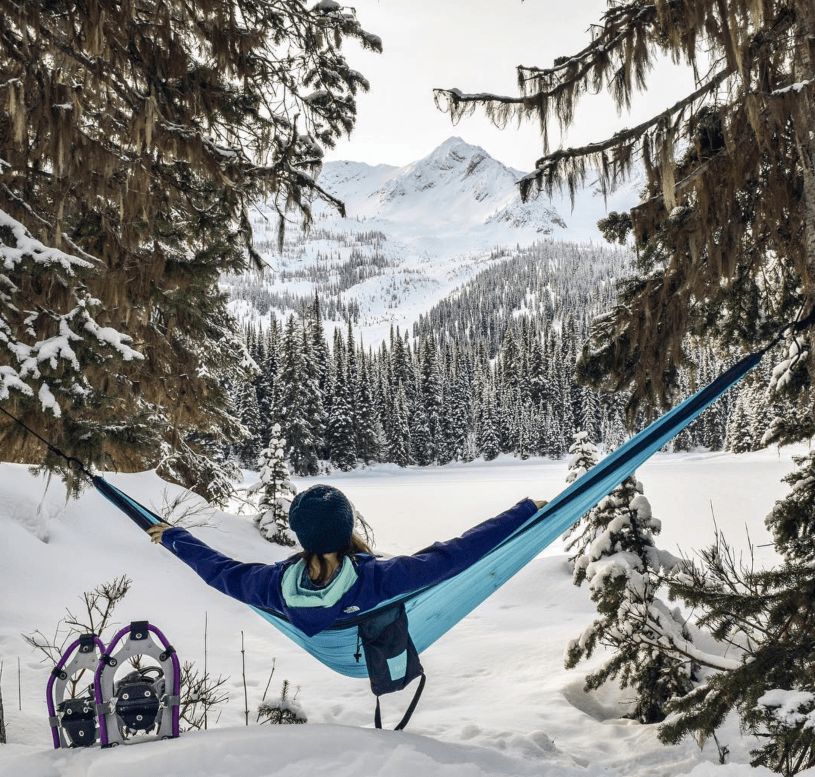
[357,602,425,730]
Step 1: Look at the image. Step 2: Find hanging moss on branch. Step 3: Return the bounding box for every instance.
[0,0,379,494]
[435,0,815,427]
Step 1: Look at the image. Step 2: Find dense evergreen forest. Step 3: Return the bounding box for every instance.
[227,240,786,474]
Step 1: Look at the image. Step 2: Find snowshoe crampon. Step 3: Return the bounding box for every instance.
[94,621,181,746]
[47,633,105,749]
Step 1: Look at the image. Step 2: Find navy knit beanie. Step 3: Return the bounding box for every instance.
[288,484,354,554]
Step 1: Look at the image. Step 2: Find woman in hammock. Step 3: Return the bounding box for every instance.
[146,484,546,638]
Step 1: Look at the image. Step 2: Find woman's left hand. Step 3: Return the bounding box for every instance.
[147,522,173,544]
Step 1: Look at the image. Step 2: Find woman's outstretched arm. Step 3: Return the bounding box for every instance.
[370,498,542,600]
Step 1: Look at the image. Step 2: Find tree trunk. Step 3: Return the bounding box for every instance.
[796,8,815,408]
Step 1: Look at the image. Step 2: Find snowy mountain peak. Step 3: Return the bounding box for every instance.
[406,135,500,177]
[382,137,517,209]
[316,136,563,234]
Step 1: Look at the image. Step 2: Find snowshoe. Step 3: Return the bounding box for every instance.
[47,633,106,749]
[94,621,180,746]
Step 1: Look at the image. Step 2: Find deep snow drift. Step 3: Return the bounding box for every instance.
[0,448,812,777]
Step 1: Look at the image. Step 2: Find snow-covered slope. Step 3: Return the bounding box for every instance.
[1,449,812,777]
[315,136,642,240]
[227,136,636,344]
[317,136,566,235]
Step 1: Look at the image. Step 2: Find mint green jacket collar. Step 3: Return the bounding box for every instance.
[281,556,358,608]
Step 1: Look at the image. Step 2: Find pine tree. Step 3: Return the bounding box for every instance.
[478,390,501,462]
[448,352,473,461]
[0,213,145,492]
[277,315,319,476]
[355,352,380,464]
[309,294,331,396]
[254,424,297,546]
[724,395,754,453]
[545,406,565,459]
[564,450,696,724]
[257,321,281,447]
[672,426,694,453]
[300,323,326,465]
[345,319,359,440]
[562,431,601,566]
[661,459,815,775]
[388,383,411,467]
[438,0,815,426]
[409,402,433,467]
[419,334,443,462]
[325,358,356,472]
[516,408,535,461]
[602,397,627,452]
[0,0,380,485]
[235,380,263,468]
[390,330,415,405]
[528,335,547,406]
[580,387,601,443]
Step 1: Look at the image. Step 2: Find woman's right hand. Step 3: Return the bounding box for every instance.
[147,522,173,544]
[532,499,548,509]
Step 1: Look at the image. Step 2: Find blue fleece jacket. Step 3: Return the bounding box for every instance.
[161,498,537,637]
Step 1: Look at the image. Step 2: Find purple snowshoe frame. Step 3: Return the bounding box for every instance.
[47,633,106,749]
[94,621,181,746]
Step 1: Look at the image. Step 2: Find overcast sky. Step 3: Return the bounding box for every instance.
[327,0,697,171]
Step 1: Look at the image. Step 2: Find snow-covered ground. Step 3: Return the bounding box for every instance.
[0,447,811,777]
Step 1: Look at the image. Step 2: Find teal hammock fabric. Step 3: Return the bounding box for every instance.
[94,351,762,679]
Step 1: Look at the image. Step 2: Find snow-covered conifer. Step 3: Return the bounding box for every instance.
[478,390,501,462]
[257,322,281,448]
[355,353,380,464]
[672,426,694,453]
[662,474,815,775]
[419,334,443,462]
[724,395,753,454]
[309,295,331,395]
[564,436,695,723]
[325,358,357,472]
[448,354,473,461]
[602,398,627,452]
[253,424,297,546]
[0,210,145,490]
[516,408,535,461]
[580,387,601,443]
[410,402,434,466]
[278,316,321,476]
[562,431,601,568]
[388,384,411,468]
[235,381,263,468]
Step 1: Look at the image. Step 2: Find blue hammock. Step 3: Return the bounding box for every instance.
[94,351,761,679]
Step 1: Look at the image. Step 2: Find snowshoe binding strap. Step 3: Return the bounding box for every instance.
[56,696,97,747]
[114,669,163,733]
[95,621,181,747]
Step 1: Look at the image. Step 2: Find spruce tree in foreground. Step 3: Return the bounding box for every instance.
[661,454,815,775]
[564,433,695,724]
